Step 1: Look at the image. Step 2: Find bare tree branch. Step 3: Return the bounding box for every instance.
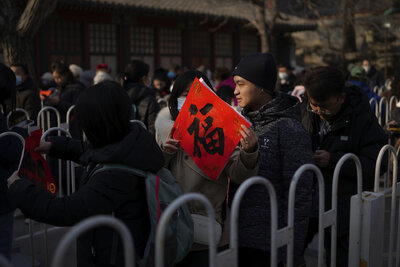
[17,0,58,37]
[210,17,229,32]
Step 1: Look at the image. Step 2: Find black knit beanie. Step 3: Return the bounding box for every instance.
[232,52,277,95]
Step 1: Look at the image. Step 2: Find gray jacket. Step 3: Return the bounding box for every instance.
[235,92,313,265]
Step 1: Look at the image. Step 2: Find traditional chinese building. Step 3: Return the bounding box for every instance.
[32,0,316,77]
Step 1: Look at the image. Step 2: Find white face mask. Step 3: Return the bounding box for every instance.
[278,72,288,81]
[177,97,186,111]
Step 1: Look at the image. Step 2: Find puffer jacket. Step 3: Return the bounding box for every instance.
[155,107,259,249]
[125,82,160,136]
[301,85,387,236]
[234,92,313,265]
[7,123,164,266]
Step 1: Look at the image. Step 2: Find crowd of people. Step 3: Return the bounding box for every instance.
[0,53,392,267]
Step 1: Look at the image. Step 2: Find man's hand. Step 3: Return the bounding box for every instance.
[34,141,52,154]
[46,95,60,106]
[7,171,21,188]
[314,150,330,168]
[240,125,258,153]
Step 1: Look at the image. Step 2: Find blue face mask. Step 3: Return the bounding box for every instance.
[177,97,186,111]
[16,75,22,86]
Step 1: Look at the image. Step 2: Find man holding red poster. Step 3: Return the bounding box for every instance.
[155,70,259,267]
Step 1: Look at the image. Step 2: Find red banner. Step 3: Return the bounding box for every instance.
[18,129,57,194]
[173,78,251,180]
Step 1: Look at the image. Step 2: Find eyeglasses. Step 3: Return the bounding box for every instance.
[306,104,332,115]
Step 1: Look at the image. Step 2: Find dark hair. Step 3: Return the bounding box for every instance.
[303,66,345,102]
[216,85,235,104]
[74,81,132,148]
[10,64,28,75]
[51,61,74,84]
[213,67,230,81]
[153,68,168,82]
[0,63,16,124]
[168,70,213,120]
[124,60,149,85]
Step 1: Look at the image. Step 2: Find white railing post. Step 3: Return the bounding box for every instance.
[51,215,134,267]
[155,193,216,267]
[378,97,388,127]
[373,145,398,267]
[330,153,363,267]
[286,164,325,267]
[7,108,30,128]
[41,127,75,197]
[37,107,61,131]
[224,177,279,267]
[41,127,76,266]
[0,132,30,266]
[369,98,379,119]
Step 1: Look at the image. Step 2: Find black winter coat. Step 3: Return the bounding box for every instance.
[9,77,41,124]
[235,93,314,265]
[0,113,25,214]
[301,85,387,236]
[7,123,164,266]
[44,81,84,122]
[125,82,160,136]
[366,66,384,89]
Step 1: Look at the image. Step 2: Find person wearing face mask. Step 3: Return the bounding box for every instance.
[362,59,384,89]
[276,64,297,94]
[154,70,260,267]
[9,64,41,124]
[123,60,160,136]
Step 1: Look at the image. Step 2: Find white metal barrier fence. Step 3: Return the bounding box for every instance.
[10,145,400,267]
[155,154,363,267]
[7,108,30,129]
[37,107,60,132]
[51,215,135,267]
[377,96,398,127]
[155,193,216,267]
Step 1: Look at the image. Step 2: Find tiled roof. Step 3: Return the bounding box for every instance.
[63,0,317,32]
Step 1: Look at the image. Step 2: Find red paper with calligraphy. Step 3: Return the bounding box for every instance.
[172,78,251,180]
[18,129,57,194]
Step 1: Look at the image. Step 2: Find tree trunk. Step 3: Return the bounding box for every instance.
[2,34,36,79]
[342,0,357,54]
[260,29,270,53]
[0,0,58,82]
[255,5,270,52]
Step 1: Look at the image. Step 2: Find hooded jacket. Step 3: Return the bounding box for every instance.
[125,82,160,136]
[7,123,164,266]
[234,92,313,265]
[301,85,387,236]
[155,107,259,250]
